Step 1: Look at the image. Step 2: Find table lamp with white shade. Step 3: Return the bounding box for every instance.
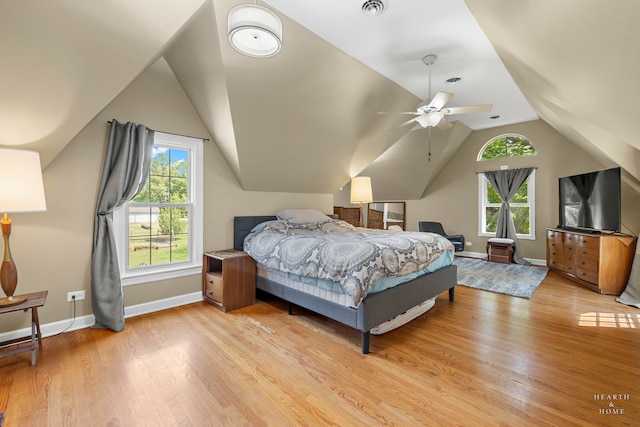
[0,149,47,307]
[350,176,373,227]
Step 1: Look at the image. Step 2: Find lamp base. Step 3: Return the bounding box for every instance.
[0,295,27,307]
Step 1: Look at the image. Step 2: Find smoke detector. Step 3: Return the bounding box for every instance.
[361,0,387,16]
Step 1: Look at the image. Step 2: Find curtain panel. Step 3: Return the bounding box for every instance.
[91,120,154,331]
[483,167,534,265]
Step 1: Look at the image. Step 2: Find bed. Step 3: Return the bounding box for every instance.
[234,211,457,354]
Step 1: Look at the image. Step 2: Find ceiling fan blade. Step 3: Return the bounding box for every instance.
[378,111,421,115]
[437,118,453,130]
[443,104,492,115]
[428,92,453,110]
[390,117,418,130]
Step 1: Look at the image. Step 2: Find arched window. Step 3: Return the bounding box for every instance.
[477,134,536,161]
[477,134,537,240]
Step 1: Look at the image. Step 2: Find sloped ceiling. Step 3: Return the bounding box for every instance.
[165,0,419,194]
[2,0,640,199]
[466,0,640,192]
[0,0,208,166]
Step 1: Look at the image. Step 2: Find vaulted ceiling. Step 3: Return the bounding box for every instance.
[2,0,640,200]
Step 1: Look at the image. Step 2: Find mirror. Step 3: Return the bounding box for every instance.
[367,202,405,230]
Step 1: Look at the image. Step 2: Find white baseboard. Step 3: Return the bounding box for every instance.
[124,291,203,319]
[455,251,547,266]
[0,292,204,343]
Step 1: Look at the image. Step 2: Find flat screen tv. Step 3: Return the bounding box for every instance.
[558,167,621,233]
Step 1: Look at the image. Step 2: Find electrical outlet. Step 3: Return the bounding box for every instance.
[466,241,472,246]
[67,290,86,302]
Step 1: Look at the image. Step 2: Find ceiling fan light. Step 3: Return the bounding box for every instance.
[228,4,282,58]
[416,111,444,128]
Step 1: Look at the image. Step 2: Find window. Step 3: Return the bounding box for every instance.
[478,134,536,161]
[478,170,535,239]
[477,133,537,240]
[114,132,203,285]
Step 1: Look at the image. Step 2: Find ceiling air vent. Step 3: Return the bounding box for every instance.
[361,0,387,16]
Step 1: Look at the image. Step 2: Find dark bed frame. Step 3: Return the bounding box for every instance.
[234,216,457,354]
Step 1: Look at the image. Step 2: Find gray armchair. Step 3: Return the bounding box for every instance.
[418,221,465,252]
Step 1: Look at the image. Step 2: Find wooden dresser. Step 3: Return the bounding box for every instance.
[546,228,637,295]
[333,206,361,226]
[367,208,384,229]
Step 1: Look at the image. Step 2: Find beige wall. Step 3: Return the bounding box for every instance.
[1,59,331,334]
[6,60,640,335]
[404,120,640,260]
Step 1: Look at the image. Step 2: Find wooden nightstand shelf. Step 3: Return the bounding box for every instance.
[203,250,256,312]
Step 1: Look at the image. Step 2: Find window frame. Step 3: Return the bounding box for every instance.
[477,133,536,161]
[113,131,203,286]
[477,169,536,240]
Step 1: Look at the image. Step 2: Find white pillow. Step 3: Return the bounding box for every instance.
[276,209,332,224]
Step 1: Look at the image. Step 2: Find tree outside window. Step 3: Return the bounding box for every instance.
[128,148,190,268]
[478,134,536,160]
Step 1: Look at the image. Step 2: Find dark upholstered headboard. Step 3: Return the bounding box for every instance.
[233,216,277,251]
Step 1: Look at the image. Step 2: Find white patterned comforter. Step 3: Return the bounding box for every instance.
[244,220,454,307]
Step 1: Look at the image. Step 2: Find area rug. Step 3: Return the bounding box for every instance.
[453,257,548,298]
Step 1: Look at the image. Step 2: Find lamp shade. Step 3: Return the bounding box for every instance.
[228,4,282,58]
[350,176,373,204]
[416,111,445,128]
[0,149,47,213]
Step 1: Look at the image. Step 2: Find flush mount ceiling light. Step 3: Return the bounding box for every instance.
[228,4,282,58]
[361,0,387,16]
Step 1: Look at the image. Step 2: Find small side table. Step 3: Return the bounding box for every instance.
[486,238,515,264]
[0,291,48,365]
[203,250,256,312]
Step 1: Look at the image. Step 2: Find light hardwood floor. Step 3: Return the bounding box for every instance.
[1,271,639,426]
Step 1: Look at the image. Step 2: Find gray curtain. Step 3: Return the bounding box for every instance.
[617,251,640,308]
[483,167,534,265]
[91,120,154,331]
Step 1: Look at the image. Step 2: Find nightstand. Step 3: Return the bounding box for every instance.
[203,250,256,312]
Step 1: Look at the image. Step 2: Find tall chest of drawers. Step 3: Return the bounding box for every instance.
[333,206,361,226]
[546,228,637,295]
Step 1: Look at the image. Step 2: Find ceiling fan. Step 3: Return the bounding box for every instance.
[379,54,492,130]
